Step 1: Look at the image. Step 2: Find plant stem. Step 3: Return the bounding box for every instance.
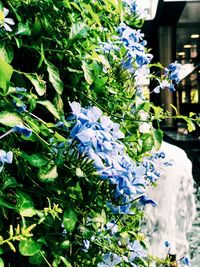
[0,129,14,140]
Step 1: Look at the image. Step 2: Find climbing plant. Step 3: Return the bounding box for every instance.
[0,0,197,266]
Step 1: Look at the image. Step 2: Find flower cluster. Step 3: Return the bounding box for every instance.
[123,0,146,20]
[97,240,147,267]
[69,101,164,214]
[153,61,181,93]
[117,23,153,78]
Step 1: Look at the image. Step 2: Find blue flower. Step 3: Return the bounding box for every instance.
[182,256,190,266]
[82,239,90,252]
[122,0,146,19]
[97,40,120,53]
[165,61,181,85]
[182,256,191,266]
[0,150,13,164]
[139,195,157,207]
[13,125,32,137]
[127,240,147,261]
[97,253,122,267]
[117,23,153,74]
[104,220,118,235]
[164,241,171,248]
[0,150,13,172]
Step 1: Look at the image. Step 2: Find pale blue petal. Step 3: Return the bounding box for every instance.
[69,101,81,117]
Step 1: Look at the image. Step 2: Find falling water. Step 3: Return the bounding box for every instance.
[144,141,196,265]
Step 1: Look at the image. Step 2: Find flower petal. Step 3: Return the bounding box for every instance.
[4,18,15,25]
[3,8,9,17]
[4,23,12,32]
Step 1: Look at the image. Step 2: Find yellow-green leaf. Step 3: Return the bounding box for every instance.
[0,112,22,127]
[45,60,63,94]
[25,73,46,96]
[37,100,60,119]
[0,57,13,93]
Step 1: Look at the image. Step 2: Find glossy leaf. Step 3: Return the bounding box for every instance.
[0,258,4,267]
[0,112,22,127]
[16,191,36,217]
[37,100,60,119]
[16,22,31,35]
[29,252,44,265]
[0,57,13,93]
[63,208,77,232]
[82,61,93,85]
[19,239,41,256]
[21,152,49,168]
[0,42,14,63]
[152,129,163,150]
[45,60,63,95]
[25,73,46,96]
[38,165,58,182]
[69,22,87,41]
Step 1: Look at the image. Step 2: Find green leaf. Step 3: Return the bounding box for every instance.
[19,239,41,256]
[0,198,15,209]
[16,191,36,217]
[37,100,60,119]
[16,22,31,36]
[0,112,22,127]
[0,42,14,63]
[2,177,17,190]
[93,77,108,93]
[21,152,49,168]
[189,112,196,117]
[0,257,4,267]
[82,3,101,26]
[142,135,154,153]
[70,2,82,12]
[14,37,23,48]
[25,73,46,96]
[152,128,163,150]
[89,52,111,69]
[63,208,77,232]
[82,61,93,85]
[60,256,72,267]
[69,22,87,41]
[53,94,64,113]
[38,165,58,183]
[60,240,70,249]
[187,120,196,132]
[54,132,67,142]
[45,60,63,94]
[0,57,13,93]
[63,0,71,8]
[20,208,36,217]
[29,251,44,265]
[92,210,106,225]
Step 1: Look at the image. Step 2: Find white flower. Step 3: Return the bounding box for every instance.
[139,122,151,133]
[0,8,15,32]
[138,110,149,120]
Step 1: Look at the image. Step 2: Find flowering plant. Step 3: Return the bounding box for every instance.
[0,0,198,266]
